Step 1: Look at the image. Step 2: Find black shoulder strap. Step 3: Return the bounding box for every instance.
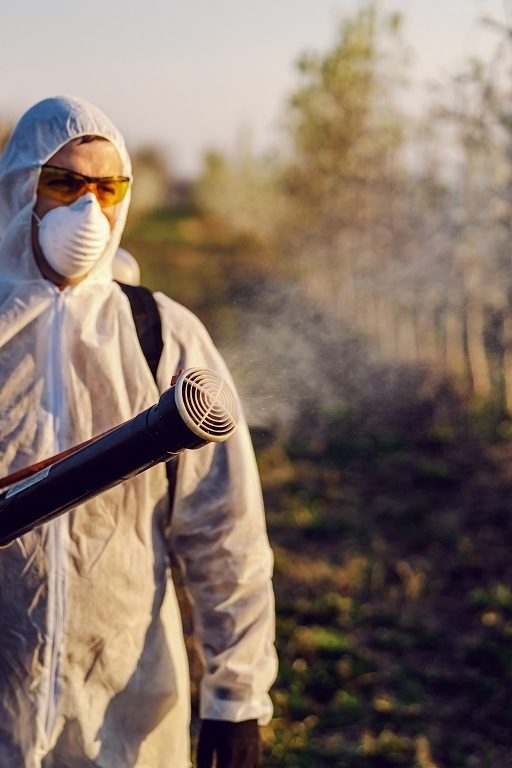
[116,282,164,383]
[117,281,178,514]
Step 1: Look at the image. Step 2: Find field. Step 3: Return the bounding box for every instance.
[259,398,512,767]
[124,207,512,768]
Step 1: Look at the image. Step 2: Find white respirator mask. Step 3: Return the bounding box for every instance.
[33,193,111,279]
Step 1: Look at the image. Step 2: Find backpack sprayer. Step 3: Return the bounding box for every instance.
[0,368,238,548]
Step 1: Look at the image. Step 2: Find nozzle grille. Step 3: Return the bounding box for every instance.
[175,368,239,442]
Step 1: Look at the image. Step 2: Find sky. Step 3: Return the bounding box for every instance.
[0,0,509,175]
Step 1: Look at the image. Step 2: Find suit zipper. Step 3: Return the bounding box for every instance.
[44,289,67,737]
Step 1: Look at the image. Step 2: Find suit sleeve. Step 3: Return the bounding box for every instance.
[154,293,277,724]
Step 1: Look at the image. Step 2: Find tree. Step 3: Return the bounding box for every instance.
[129,145,173,217]
[0,119,12,155]
[280,3,408,332]
[196,138,287,244]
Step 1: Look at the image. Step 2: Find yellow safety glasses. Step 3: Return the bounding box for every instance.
[38,164,131,207]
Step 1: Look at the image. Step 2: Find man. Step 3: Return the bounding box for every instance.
[0,96,276,768]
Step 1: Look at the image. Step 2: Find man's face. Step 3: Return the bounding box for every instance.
[32,138,124,286]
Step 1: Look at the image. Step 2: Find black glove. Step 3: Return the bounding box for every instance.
[196,718,260,768]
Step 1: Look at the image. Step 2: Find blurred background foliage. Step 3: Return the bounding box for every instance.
[127,6,512,766]
[4,2,512,765]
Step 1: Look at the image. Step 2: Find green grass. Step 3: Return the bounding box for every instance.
[258,401,512,767]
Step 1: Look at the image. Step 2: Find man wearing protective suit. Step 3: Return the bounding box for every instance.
[0,96,277,768]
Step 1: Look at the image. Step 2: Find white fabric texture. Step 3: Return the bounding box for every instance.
[112,247,141,286]
[0,96,277,768]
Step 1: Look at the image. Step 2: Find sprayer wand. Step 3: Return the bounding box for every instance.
[0,367,238,547]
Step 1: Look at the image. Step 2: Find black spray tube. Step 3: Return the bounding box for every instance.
[0,368,238,547]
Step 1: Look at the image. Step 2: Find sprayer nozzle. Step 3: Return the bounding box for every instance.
[174,368,239,442]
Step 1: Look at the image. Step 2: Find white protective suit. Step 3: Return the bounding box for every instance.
[0,96,277,768]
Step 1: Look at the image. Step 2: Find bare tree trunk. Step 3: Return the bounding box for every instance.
[444,305,467,378]
[375,296,396,358]
[503,310,512,414]
[416,303,439,366]
[466,296,492,398]
[337,251,357,323]
[358,287,378,338]
[396,302,417,362]
[366,292,381,341]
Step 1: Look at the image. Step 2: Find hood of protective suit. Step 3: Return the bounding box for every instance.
[0,95,132,283]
